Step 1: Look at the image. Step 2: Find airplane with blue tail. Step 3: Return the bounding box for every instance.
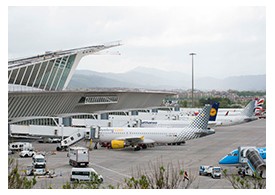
[140,102,219,128]
[219,146,266,178]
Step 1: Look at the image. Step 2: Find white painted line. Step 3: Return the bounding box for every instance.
[91,163,131,178]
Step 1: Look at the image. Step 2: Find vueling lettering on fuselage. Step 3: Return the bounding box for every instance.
[114,128,124,132]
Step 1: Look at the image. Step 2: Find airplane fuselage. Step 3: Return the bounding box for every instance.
[99,127,205,144]
[215,115,257,126]
[219,147,266,165]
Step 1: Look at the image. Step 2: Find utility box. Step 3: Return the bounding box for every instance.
[68,146,89,167]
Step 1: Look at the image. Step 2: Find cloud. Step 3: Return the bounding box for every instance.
[8,6,266,78]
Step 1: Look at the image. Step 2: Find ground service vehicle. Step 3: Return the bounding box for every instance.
[199,165,221,179]
[32,154,46,168]
[211,167,222,178]
[19,150,36,158]
[68,147,89,167]
[9,142,33,151]
[199,165,213,176]
[25,154,47,176]
[26,166,47,176]
[70,167,103,183]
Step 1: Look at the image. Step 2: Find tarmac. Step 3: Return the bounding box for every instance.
[10,119,266,189]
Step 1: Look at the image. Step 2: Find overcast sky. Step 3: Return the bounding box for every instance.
[8,6,266,78]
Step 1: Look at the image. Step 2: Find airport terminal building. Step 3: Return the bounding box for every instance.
[8,41,174,125]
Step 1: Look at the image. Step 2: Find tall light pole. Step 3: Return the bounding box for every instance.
[189,53,196,108]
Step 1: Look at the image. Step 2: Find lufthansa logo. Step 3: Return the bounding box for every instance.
[210,108,217,116]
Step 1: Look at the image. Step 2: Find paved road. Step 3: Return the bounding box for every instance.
[10,119,266,189]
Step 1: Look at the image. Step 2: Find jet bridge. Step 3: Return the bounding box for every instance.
[89,126,100,141]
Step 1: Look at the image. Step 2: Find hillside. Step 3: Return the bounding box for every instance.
[67,67,266,91]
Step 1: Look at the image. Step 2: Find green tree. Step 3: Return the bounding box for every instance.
[123,160,195,189]
[181,100,188,108]
[8,158,37,189]
[62,174,103,189]
[223,169,266,189]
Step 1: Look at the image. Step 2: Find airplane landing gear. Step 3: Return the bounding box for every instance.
[134,145,141,151]
[94,142,98,149]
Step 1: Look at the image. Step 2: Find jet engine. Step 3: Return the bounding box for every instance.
[111,140,125,149]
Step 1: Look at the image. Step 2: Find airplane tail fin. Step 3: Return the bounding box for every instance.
[209,102,219,121]
[256,98,265,106]
[254,98,264,116]
[255,106,263,116]
[188,104,211,130]
[241,100,256,117]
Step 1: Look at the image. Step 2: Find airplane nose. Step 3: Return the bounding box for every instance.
[219,157,226,164]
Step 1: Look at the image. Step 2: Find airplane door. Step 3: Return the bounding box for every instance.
[90,126,100,139]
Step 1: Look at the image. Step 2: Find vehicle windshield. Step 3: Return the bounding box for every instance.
[36,158,45,162]
[214,168,221,172]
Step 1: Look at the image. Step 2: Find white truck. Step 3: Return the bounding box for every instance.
[68,146,89,167]
[199,165,221,179]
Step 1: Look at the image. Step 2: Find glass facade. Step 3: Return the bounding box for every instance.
[56,54,76,90]
[13,118,59,126]
[8,54,76,91]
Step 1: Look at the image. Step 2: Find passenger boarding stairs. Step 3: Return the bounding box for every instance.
[56,126,100,151]
[239,146,266,178]
[56,130,89,151]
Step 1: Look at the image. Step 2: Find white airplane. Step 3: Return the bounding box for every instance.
[139,102,219,128]
[215,100,258,126]
[217,98,264,117]
[93,104,214,151]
